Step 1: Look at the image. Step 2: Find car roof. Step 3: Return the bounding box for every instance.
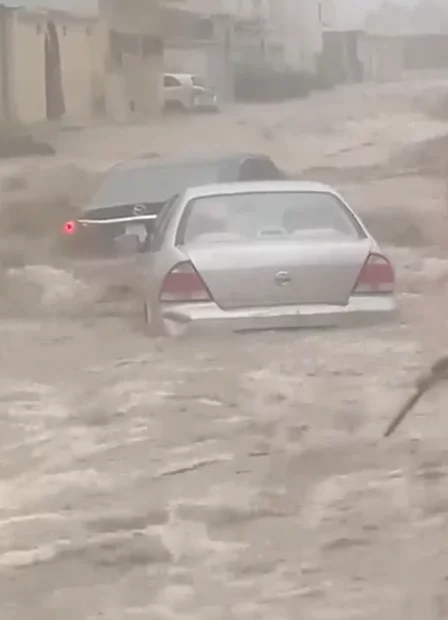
[164,72,194,79]
[112,152,274,173]
[181,180,337,200]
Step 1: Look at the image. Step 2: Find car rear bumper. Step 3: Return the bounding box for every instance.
[154,295,398,336]
[193,94,218,110]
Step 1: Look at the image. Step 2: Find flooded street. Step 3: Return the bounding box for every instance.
[2,75,448,619]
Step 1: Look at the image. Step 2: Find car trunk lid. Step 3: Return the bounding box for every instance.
[65,202,164,256]
[184,238,372,309]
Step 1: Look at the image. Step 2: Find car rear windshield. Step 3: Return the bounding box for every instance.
[178,191,364,245]
[85,162,222,210]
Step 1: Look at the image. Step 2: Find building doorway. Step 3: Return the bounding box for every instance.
[45,20,65,120]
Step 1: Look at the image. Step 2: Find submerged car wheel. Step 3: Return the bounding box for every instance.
[143,301,151,326]
[142,301,166,337]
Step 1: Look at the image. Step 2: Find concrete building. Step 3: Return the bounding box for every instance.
[168,0,325,74]
[0,4,97,124]
[98,0,164,121]
[0,0,164,125]
[358,33,404,82]
[163,6,235,101]
[269,0,324,73]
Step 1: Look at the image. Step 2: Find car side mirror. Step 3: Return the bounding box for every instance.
[114,233,141,255]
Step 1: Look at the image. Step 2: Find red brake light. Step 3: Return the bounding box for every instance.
[62,220,77,235]
[160,262,211,303]
[353,253,394,294]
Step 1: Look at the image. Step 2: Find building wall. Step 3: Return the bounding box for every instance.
[269,0,323,72]
[404,34,448,70]
[168,0,324,74]
[2,9,98,125]
[165,0,273,19]
[165,46,208,75]
[9,14,46,124]
[0,3,164,125]
[164,11,234,101]
[358,35,404,82]
[98,0,163,120]
[57,17,94,121]
[322,0,383,31]
[0,6,13,122]
[89,18,108,115]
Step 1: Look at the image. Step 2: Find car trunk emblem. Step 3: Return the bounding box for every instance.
[275,271,291,286]
[133,203,147,216]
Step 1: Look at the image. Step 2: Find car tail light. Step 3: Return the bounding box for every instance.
[62,220,77,235]
[159,261,211,303]
[353,253,394,294]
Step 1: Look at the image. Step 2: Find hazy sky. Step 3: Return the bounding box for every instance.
[2,0,431,27]
[329,0,418,30]
[4,0,95,10]
[4,0,417,9]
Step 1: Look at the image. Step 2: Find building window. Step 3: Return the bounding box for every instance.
[62,25,67,36]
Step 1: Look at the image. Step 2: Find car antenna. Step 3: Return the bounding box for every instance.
[384,355,448,437]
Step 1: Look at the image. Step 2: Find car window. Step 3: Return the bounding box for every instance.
[178,191,364,245]
[150,194,179,252]
[191,75,205,87]
[86,162,223,209]
[238,158,284,181]
[164,75,181,87]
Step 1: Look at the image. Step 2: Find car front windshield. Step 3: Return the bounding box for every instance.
[180,191,364,245]
[86,162,222,210]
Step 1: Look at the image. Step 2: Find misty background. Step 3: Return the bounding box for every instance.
[3,0,442,27]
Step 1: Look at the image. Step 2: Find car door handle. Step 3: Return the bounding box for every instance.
[275,271,291,285]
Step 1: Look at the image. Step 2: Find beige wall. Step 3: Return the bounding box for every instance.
[271,0,323,72]
[164,46,208,75]
[4,11,103,125]
[0,5,163,125]
[104,56,162,121]
[57,18,94,122]
[98,0,161,35]
[0,7,12,122]
[358,35,404,82]
[9,16,46,124]
[98,0,163,120]
[88,19,108,116]
[166,0,274,20]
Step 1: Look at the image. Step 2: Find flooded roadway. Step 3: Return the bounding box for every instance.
[2,76,448,619]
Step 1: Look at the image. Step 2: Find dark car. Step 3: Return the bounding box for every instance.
[61,153,285,256]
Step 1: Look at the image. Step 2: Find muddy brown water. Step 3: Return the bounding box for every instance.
[2,78,448,618]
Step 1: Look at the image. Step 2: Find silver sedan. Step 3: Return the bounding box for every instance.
[140,181,398,337]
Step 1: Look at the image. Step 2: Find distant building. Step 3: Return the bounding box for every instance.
[98,0,164,121]
[0,0,164,125]
[167,0,325,74]
[163,4,235,101]
[0,4,97,124]
[269,0,324,73]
